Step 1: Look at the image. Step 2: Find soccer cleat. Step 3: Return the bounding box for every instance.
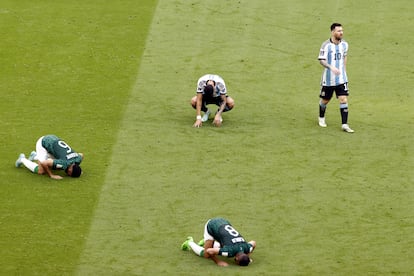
[15,153,25,168]
[29,151,37,161]
[342,124,354,133]
[201,109,211,122]
[181,236,194,251]
[318,117,327,127]
[198,239,205,246]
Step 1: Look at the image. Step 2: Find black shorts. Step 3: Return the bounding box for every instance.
[203,95,228,106]
[319,83,349,100]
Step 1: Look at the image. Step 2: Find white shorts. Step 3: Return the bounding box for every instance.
[203,219,214,241]
[35,136,53,162]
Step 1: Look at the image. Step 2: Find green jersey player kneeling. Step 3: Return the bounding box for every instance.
[15,134,84,180]
[181,217,256,267]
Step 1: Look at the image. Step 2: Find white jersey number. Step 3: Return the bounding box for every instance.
[58,141,72,153]
[224,225,239,237]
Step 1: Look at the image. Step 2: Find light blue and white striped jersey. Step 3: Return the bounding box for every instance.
[196,74,227,97]
[318,39,348,86]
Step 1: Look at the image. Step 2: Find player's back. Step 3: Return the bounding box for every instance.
[42,135,77,160]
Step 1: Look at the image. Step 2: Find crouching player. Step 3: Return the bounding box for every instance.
[181,217,256,267]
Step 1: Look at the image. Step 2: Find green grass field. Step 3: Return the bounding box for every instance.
[1,0,413,275]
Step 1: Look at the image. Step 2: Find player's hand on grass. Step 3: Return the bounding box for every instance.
[50,174,63,180]
[212,116,222,127]
[193,119,202,128]
[216,260,229,267]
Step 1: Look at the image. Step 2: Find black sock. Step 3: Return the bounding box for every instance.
[340,104,349,124]
[319,103,327,117]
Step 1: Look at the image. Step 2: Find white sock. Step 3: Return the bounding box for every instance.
[188,241,204,256]
[22,158,38,173]
[188,240,221,257]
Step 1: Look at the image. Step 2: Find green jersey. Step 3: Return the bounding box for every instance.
[41,135,82,170]
[206,218,253,257]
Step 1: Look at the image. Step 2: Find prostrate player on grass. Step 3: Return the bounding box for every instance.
[191,74,235,128]
[181,217,256,267]
[15,134,83,180]
[318,23,354,133]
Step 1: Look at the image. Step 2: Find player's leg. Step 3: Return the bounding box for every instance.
[182,219,216,255]
[29,151,37,161]
[189,238,205,256]
[181,237,213,257]
[201,219,222,253]
[319,86,332,127]
[15,137,45,173]
[338,95,349,124]
[22,158,40,173]
[15,153,39,174]
[191,95,209,112]
[339,96,353,132]
[214,96,234,113]
[224,96,234,111]
[190,96,197,108]
[337,83,349,123]
[197,219,215,256]
[201,101,211,122]
[191,95,210,121]
[33,136,49,174]
[337,83,354,132]
[35,136,49,162]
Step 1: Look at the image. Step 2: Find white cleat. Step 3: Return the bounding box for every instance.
[342,124,354,133]
[29,151,37,161]
[318,117,327,127]
[201,109,211,122]
[15,153,25,168]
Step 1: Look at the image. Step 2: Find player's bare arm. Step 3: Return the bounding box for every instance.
[248,240,256,252]
[212,95,227,127]
[39,159,63,180]
[247,240,257,258]
[319,59,340,75]
[203,240,228,267]
[216,95,227,115]
[193,93,203,128]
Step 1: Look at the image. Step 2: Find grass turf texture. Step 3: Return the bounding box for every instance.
[1,0,413,275]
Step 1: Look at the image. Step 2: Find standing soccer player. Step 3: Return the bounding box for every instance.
[318,23,354,133]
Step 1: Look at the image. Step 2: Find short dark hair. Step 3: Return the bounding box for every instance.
[237,253,250,266]
[203,84,214,95]
[70,164,82,178]
[331,23,342,31]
